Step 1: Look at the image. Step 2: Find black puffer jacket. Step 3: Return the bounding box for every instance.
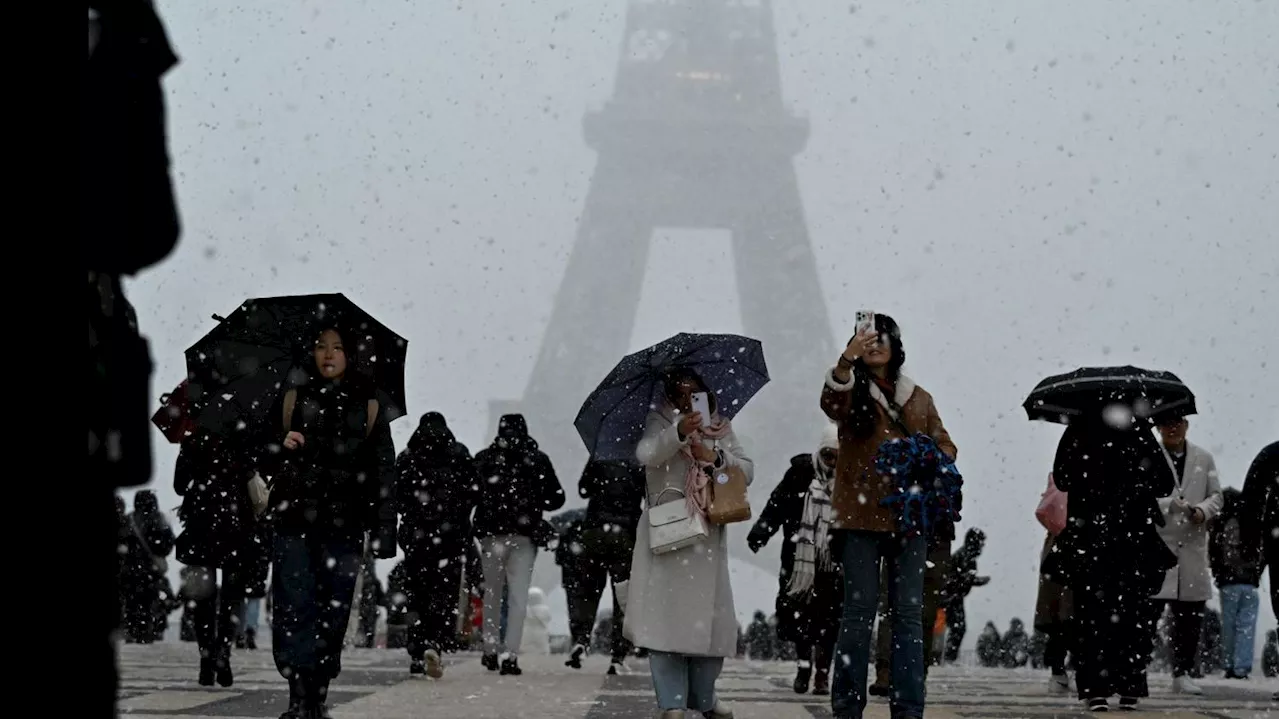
[173,430,257,567]
[472,415,565,539]
[1210,488,1265,588]
[268,378,397,556]
[395,412,480,553]
[578,459,645,535]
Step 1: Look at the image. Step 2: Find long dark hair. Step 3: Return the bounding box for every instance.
[661,366,718,414]
[847,313,906,438]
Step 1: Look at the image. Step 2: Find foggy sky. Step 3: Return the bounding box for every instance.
[133,0,1278,644]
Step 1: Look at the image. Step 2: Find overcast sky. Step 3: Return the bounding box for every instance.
[133,0,1278,644]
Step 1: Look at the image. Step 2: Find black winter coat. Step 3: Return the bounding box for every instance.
[578,460,645,535]
[1240,441,1278,551]
[1050,420,1176,593]
[395,416,480,556]
[173,431,259,568]
[472,415,564,539]
[124,491,175,581]
[267,380,398,557]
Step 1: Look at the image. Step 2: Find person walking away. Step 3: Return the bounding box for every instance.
[1034,473,1075,695]
[975,622,1003,667]
[821,314,956,719]
[394,411,481,678]
[1210,487,1264,679]
[1001,618,1031,668]
[941,528,990,663]
[473,414,565,676]
[1149,416,1222,695]
[174,429,261,686]
[1050,413,1175,712]
[624,368,753,719]
[564,459,646,675]
[265,326,398,719]
[383,561,411,650]
[87,3,181,713]
[747,424,843,696]
[123,490,176,643]
[1240,442,1278,617]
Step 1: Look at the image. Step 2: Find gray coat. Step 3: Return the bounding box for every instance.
[1153,440,1223,602]
[622,408,753,657]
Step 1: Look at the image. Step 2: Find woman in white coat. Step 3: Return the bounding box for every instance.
[624,368,753,719]
[1150,416,1223,695]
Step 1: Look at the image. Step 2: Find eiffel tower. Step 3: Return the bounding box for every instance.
[491,0,835,573]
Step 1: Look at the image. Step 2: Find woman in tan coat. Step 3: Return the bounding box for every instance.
[820,314,955,719]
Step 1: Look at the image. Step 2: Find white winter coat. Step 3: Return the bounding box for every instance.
[622,408,753,657]
[1153,440,1223,602]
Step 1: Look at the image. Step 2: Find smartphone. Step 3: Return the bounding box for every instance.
[855,310,876,337]
[690,391,712,428]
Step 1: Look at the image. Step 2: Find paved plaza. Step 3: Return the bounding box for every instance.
[119,642,1277,718]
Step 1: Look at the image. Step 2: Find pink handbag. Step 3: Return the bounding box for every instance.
[1035,473,1068,536]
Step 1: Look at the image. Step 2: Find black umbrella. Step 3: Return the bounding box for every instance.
[1023,366,1196,425]
[184,293,408,434]
[547,507,587,533]
[574,332,769,462]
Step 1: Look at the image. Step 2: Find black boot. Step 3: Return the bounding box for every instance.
[482,652,499,671]
[500,655,522,676]
[792,663,812,694]
[280,674,306,719]
[245,627,258,650]
[215,647,234,688]
[312,677,334,719]
[812,669,830,696]
[198,656,215,687]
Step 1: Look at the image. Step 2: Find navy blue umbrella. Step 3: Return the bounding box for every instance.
[574,333,769,462]
[1023,365,1195,425]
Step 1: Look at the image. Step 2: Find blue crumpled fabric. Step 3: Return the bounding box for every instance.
[875,433,964,538]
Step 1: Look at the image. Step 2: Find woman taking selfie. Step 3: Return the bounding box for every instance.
[820,314,956,719]
[624,368,753,719]
[266,326,398,719]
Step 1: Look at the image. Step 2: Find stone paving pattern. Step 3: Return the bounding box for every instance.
[119,643,1278,718]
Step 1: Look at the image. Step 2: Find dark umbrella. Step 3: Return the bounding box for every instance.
[1023,366,1196,425]
[184,293,408,434]
[151,380,194,444]
[574,332,769,462]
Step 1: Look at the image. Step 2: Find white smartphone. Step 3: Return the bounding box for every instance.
[690,391,712,428]
[855,310,876,337]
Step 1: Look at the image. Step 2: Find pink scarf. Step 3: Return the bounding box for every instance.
[680,417,732,518]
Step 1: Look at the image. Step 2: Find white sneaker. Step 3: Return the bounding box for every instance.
[1171,675,1203,695]
[1048,673,1071,695]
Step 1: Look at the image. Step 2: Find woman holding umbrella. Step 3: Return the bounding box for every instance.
[266,326,399,719]
[624,367,753,719]
[1026,366,1187,711]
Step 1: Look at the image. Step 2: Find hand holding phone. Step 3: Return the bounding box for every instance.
[855,310,876,338]
[690,391,712,428]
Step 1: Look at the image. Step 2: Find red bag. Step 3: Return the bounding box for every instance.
[1035,473,1068,536]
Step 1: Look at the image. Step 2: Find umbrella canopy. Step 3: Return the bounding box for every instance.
[547,507,588,533]
[1023,365,1196,425]
[151,380,194,444]
[184,293,408,434]
[574,332,769,462]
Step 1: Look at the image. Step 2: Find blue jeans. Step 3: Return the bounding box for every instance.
[832,531,927,719]
[648,651,724,712]
[271,532,363,681]
[243,597,261,631]
[1220,584,1260,675]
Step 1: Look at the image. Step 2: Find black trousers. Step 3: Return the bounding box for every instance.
[1147,599,1205,678]
[403,548,465,658]
[1075,580,1153,700]
[1044,628,1073,675]
[943,602,966,663]
[271,532,362,682]
[185,566,244,659]
[564,528,634,662]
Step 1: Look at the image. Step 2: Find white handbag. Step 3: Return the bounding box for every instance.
[647,487,708,555]
[247,472,271,517]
